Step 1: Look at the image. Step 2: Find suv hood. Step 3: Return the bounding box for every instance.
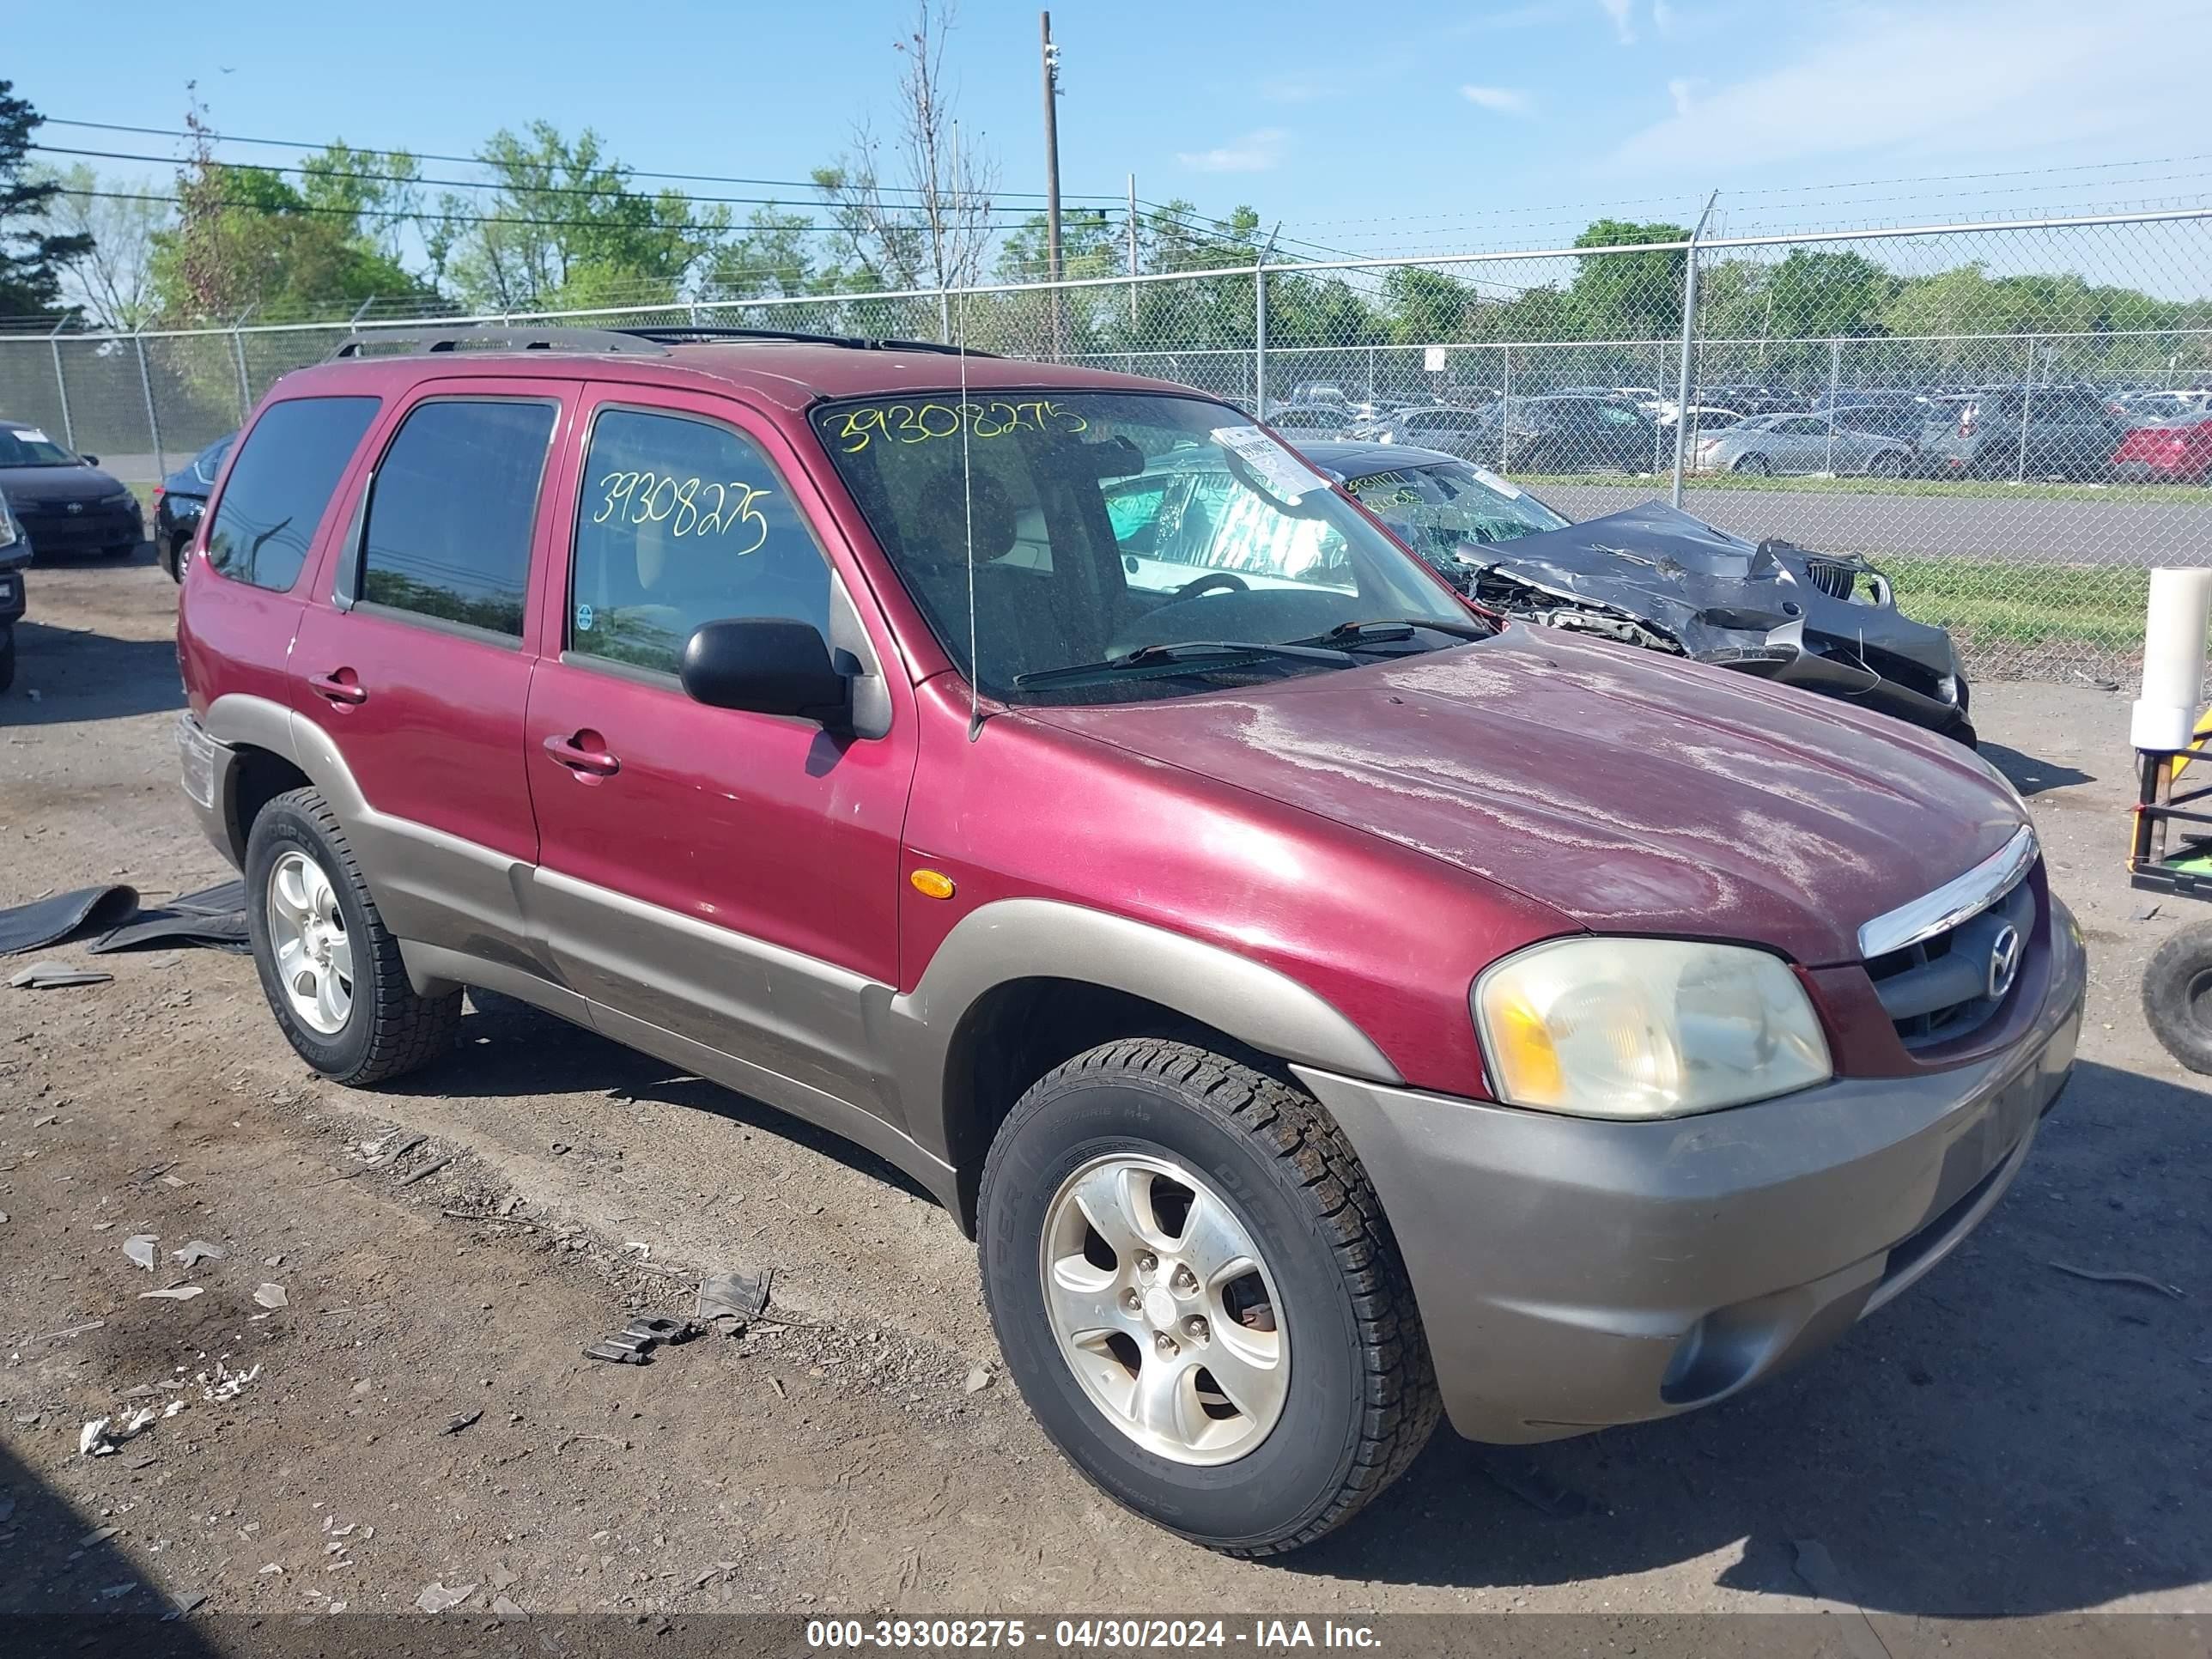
[1024,628,2022,966]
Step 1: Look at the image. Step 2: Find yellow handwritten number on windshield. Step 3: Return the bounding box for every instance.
[828,400,1088,453]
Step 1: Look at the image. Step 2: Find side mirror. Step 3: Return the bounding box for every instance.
[82,453,99,466]
[680,617,849,726]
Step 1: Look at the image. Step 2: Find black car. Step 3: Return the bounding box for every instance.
[154,434,234,580]
[1300,440,1975,744]
[0,420,143,560]
[0,489,26,691]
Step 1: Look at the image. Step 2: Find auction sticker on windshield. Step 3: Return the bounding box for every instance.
[13,428,51,446]
[1212,425,1325,504]
[1472,465,1523,498]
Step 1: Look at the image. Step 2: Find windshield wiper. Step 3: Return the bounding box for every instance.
[1285,617,1493,651]
[1012,638,1359,690]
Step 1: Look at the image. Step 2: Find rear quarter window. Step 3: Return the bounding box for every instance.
[204,397,380,592]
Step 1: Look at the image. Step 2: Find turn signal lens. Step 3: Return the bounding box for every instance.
[908,868,956,900]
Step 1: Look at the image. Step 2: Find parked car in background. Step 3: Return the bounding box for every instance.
[0,489,25,691]
[1917,386,2125,480]
[1821,398,1934,448]
[155,434,234,581]
[1286,380,1350,405]
[1700,381,1804,416]
[0,420,143,560]
[2110,410,2212,484]
[2108,389,2211,424]
[1691,411,1914,477]
[175,325,2081,1554]
[1653,405,1745,439]
[1261,403,1357,439]
[1302,441,1976,744]
[1344,403,1503,459]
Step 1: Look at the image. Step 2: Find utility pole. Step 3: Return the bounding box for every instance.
[1041,10,1064,356]
[1127,172,1139,331]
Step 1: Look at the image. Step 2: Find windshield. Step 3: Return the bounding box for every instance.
[0,427,79,468]
[1341,459,1570,564]
[816,391,1477,703]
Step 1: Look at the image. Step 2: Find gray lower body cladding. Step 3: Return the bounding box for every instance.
[1295,899,2086,1444]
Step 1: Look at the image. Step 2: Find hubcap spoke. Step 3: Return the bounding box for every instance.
[1130,1354,1205,1446]
[1045,1256,1133,1340]
[1180,1188,1260,1290]
[1067,1164,1148,1258]
[1200,1327,1287,1425]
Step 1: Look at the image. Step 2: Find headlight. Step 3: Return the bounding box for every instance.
[103,490,137,509]
[1473,937,1832,1118]
[0,497,16,549]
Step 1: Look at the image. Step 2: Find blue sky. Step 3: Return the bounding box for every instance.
[15,0,2212,261]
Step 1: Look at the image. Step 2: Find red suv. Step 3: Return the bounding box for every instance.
[176,327,2084,1555]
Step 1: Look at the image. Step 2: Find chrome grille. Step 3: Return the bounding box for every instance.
[1865,874,2036,1049]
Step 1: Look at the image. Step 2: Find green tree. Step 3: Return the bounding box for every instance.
[1567,217,1690,340]
[0,82,91,322]
[437,124,726,313]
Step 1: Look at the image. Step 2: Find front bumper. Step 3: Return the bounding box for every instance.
[0,550,25,625]
[16,501,142,554]
[1295,898,2085,1444]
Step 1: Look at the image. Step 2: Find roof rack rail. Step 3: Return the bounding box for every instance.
[325,326,670,362]
[612,325,1000,358]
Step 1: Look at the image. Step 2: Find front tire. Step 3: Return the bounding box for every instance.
[0,628,14,694]
[978,1039,1438,1556]
[1731,452,1771,476]
[244,787,460,1085]
[2143,921,2212,1074]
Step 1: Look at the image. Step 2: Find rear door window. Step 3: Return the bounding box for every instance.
[204,396,380,592]
[568,407,832,676]
[355,399,557,641]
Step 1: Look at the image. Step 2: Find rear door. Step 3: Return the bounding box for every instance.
[524,385,918,1121]
[291,380,569,966]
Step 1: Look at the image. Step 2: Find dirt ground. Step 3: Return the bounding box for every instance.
[1,547,2207,1644]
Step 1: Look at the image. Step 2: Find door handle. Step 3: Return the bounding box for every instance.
[310,670,368,706]
[542,732,620,777]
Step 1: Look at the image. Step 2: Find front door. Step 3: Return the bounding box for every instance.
[291,384,568,969]
[524,386,918,1121]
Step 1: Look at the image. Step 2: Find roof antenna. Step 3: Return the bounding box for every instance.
[956,120,986,743]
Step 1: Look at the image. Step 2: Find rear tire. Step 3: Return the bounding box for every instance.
[2143,921,2212,1075]
[978,1039,1438,1556]
[244,787,460,1085]
[1732,452,1771,476]
[1869,449,1907,478]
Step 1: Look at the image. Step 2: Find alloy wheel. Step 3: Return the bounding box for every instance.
[1038,1152,1289,1466]
[265,848,353,1036]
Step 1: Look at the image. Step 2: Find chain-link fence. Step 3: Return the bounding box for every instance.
[7,204,2210,678]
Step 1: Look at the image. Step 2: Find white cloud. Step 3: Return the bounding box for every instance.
[1176,128,1289,173]
[1597,0,1635,42]
[1462,85,1535,116]
[1607,0,2205,173]
[1260,75,1328,105]
[1651,0,1677,33]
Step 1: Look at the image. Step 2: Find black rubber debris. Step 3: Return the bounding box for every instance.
[0,885,140,957]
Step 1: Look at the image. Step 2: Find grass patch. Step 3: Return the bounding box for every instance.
[1875,556,2144,652]
[1506,471,2212,506]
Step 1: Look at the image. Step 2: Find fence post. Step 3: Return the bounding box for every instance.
[231,306,256,421]
[46,319,74,453]
[1500,344,1511,471]
[1669,191,1717,509]
[2019,335,2035,483]
[133,331,167,478]
[1253,261,1267,416]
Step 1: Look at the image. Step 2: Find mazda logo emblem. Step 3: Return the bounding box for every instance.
[1987,923,2023,1000]
[65,501,82,514]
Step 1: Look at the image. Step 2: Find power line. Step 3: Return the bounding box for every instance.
[49,185,1054,235]
[40,117,1130,205]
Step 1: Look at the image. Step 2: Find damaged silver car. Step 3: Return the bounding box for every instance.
[1301,441,1974,745]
